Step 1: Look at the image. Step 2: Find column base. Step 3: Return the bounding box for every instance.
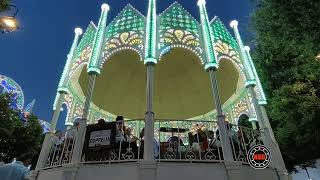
[277,170,292,180]
[139,161,157,180]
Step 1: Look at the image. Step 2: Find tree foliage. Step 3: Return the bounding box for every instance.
[0,0,10,12]
[251,0,320,172]
[0,93,44,164]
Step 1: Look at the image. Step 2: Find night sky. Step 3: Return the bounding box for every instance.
[0,0,253,130]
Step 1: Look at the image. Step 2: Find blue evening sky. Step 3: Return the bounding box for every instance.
[0,0,253,129]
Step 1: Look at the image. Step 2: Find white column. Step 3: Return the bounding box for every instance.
[71,74,97,164]
[209,69,234,162]
[35,93,65,169]
[71,3,109,164]
[245,92,258,130]
[251,121,257,130]
[144,64,155,161]
[243,45,289,178]
[50,93,65,132]
[36,27,82,170]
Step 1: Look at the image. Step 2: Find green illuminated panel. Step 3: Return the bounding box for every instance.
[211,18,239,51]
[74,23,96,59]
[106,4,145,39]
[159,2,199,34]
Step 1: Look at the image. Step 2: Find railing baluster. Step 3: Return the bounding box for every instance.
[158,120,161,162]
[178,127,182,160]
[227,124,237,161]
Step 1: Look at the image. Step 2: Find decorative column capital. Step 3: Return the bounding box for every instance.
[58,27,83,93]
[88,3,110,75]
[249,118,258,122]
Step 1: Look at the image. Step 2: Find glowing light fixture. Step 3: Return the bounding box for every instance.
[0,16,19,33]
[197,0,206,6]
[316,53,320,60]
[0,5,20,33]
[230,20,238,29]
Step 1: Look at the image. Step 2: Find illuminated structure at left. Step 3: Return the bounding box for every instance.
[0,75,50,132]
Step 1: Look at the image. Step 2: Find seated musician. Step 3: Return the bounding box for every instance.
[125,127,138,142]
[188,126,208,151]
[115,116,139,159]
[208,130,221,149]
[115,116,126,142]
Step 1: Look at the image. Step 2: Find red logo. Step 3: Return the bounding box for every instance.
[247,145,271,169]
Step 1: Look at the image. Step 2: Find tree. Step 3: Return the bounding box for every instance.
[0,0,10,12]
[0,93,44,165]
[251,0,320,172]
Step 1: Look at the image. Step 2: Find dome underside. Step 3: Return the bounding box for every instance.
[79,49,239,120]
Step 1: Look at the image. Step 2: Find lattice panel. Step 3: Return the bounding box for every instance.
[159,2,204,62]
[211,18,239,52]
[74,23,96,59]
[106,4,145,39]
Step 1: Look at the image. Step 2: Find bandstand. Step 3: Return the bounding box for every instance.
[32,1,291,180]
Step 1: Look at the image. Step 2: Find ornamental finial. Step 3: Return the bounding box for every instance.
[101,3,110,11]
[244,46,251,52]
[230,20,239,28]
[74,27,83,35]
[197,0,206,6]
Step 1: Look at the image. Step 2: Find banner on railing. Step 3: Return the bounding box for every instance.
[89,130,111,147]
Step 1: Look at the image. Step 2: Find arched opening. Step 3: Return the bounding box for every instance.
[73,118,82,126]
[154,48,239,119]
[79,49,146,119]
[77,48,241,120]
[237,114,251,128]
[56,103,68,131]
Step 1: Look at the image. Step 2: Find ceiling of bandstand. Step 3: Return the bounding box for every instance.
[79,48,239,119]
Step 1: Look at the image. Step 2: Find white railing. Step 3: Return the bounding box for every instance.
[228,124,263,163]
[82,120,144,163]
[156,119,222,162]
[44,128,77,168]
[42,119,263,167]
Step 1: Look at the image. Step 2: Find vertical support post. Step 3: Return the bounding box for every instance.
[197,0,234,162]
[230,20,290,179]
[245,48,288,178]
[72,3,109,165]
[245,92,258,130]
[143,0,157,162]
[140,0,157,179]
[36,27,82,170]
[71,74,97,164]
[208,69,234,162]
[65,100,76,129]
[144,63,155,161]
[49,93,65,132]
[251,121,257,130]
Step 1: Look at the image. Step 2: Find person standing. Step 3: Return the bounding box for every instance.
[0,153,33,180]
